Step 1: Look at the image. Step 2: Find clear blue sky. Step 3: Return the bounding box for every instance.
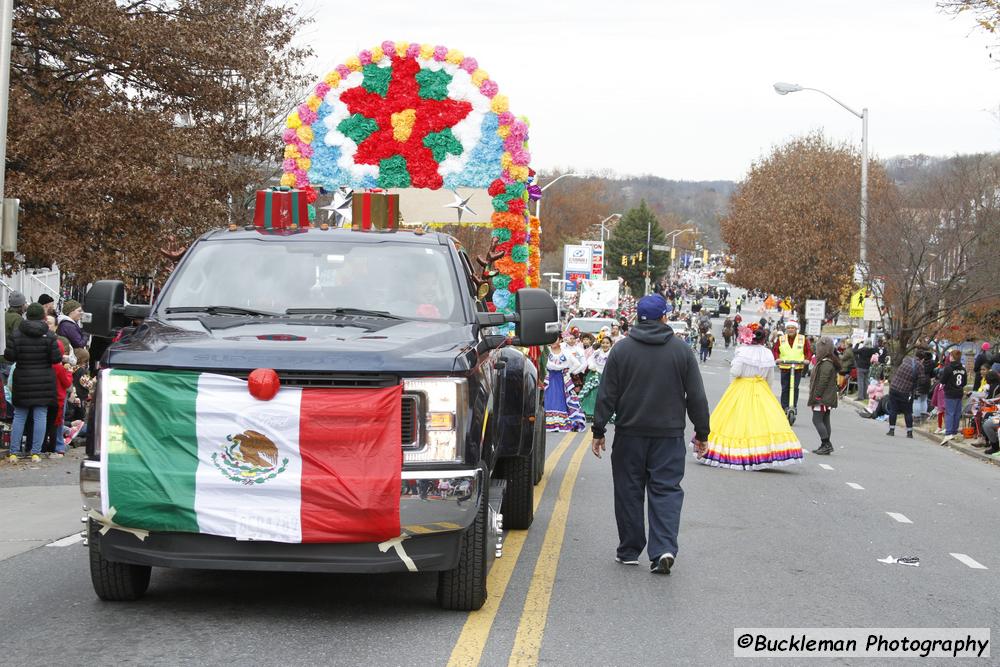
[299,0,999,181]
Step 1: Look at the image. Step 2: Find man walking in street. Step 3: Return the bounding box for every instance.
[854,340,878,401]
[591,294,711,575]
[772,319,811,412]
[886,350,927,439]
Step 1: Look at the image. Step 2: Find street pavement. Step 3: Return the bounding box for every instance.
[1,305,997,666]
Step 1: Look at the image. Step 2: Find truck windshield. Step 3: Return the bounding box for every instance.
[159,239,464,322]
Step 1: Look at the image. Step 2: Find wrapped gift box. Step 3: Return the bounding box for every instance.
[352,192,399,232]
[253,187,309,230]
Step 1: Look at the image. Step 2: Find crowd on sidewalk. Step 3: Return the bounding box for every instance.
[3,291,92,464]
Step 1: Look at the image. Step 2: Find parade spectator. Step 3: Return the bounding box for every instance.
[5,303,61,462]
[938,348,968,444]
[807,336,840,455]
[984,411,1000,456]
[5,291,26,340]
[46,315,76,365]
[854,341,878,401]
[56,299,89,353]
[913,350,934,418]
[37,293,56,317]
[973,343,992,379]
[579,335,612,419]
[591,294,710,574]
[49,340,74,458]
[885,351,927,439]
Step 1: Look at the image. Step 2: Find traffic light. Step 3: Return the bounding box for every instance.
[621,254,627,266]
[637,250,644,262]
[631,255,637,266]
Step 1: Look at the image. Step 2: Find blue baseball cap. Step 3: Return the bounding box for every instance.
[637,294,669,321]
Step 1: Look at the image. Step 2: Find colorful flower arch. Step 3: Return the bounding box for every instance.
[280,40,539,318]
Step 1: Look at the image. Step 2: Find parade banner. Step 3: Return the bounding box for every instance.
[100,370,402,543]
[578,279,620,311]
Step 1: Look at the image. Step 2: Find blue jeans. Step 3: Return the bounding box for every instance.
[10,406,49,456]
[944,397,963,435]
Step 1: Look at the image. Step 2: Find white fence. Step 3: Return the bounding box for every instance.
[0,265,61,349]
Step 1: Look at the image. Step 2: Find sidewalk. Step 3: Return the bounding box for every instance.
[840,395,999,466]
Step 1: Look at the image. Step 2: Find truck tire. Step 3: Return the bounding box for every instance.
[437,483,488,611]
[501,452,534,529]
[532,401,545,485]
[88,519,151,601]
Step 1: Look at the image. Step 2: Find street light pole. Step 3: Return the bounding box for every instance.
[644,220,652,296]
[773,82,869,272]
[598,213,621,244]
[535,172,584,223]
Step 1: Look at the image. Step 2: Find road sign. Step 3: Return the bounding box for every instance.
[651,244,671,252]
[805,320,822,336]
[849,287,867,318]
[563,271,588,292]
[863,298,880,322]
[805,300,826,321]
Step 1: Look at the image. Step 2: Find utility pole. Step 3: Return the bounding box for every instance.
[644,220,651,296]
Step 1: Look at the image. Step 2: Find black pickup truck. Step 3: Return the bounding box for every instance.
[80,225,558,611]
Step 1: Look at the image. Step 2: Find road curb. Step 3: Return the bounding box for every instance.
[840,395,999,467]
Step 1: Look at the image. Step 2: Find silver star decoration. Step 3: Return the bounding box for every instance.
[320,187,354,226]
[444,189,477,223]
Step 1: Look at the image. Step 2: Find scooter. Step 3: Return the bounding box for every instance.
[780,360,808,425]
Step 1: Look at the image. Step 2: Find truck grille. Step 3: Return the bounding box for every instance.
[401,394,420,450]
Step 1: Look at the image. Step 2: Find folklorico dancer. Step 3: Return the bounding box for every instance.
[698,323,803,470]
[772,319,812,411]
[579,335,613,419]
[543,336,587,433]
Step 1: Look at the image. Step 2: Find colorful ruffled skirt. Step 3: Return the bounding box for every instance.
[699,377,803,470]
[544,369,586,433]
[578,370,601,418]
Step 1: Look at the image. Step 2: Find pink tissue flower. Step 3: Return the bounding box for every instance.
[510,120,528,139]
[460,57,478,73]
[497,111,515,125]
[315,82,330,97]
[297,104,317,124]
[359,50,372,65]
[299,144,314,158]
[512,149,530,166]
[433,45,448,61]
[294,172,309,188]
[381,40,395,56]
[336,64,351,78]
[504,136,521,152]
[282,128,297,143]
[407,43,421,59]
[480,80,498,98]
[282,158,297,171]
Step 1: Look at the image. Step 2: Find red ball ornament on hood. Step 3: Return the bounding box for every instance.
[248,368,280,401]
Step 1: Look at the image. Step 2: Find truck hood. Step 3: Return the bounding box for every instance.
[105,315,479,374]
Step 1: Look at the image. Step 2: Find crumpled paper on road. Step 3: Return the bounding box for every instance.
[877,555,920,566]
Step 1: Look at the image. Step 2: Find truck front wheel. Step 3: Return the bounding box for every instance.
[437,484,488,611]
[501,453,534,529]
[88,520,151,601]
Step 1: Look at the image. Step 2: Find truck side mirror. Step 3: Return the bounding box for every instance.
[83,280,152,338]
[514,288,559,346]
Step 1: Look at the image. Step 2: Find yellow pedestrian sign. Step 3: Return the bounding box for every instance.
[849,287,867,318]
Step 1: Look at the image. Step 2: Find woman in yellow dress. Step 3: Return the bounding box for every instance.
[698,323,803,470]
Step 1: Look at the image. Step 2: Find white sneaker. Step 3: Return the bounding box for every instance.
[615,556,639,566]
[933,428,946,435]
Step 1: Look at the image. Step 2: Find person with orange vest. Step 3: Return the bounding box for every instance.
[772,319,812,411]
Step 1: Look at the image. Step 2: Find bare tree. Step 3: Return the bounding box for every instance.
[867,153,1000,359]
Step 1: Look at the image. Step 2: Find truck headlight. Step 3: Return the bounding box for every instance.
[403,378,467,463]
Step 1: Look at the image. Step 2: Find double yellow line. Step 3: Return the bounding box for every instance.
[447,430,590,667]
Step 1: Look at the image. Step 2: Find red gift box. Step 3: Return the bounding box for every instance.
[352,192,399,231]
[253,187,309,229]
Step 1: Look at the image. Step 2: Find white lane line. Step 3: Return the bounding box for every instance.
[846,482,865,490]
[46,533,84,547]
[950,553,988,569]
[886,512,913,524]
[818,464,834,470]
